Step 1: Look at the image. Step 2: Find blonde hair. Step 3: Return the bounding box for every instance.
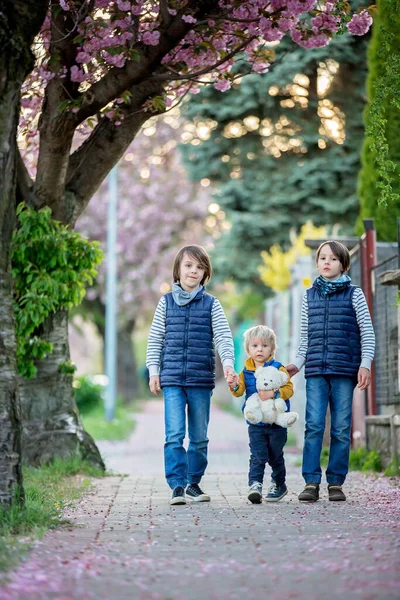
[243,325,276,355]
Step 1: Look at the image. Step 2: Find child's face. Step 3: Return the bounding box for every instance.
[248,336,273,366]
[317,244,343,280]
[179,252,205,292]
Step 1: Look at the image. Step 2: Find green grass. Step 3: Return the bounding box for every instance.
[81,401,137,441]
[384,458,400,477]
[295,446,385,472]
[0,456,104,581]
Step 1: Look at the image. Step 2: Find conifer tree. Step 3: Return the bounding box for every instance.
[181,5,369,284]
[357,0,400,240]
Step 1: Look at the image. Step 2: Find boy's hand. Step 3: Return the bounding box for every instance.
[357,367,371,390]
[224,367,239,389]
[149,375,161,396]
[285,364,299,378]
[258,390,275,401]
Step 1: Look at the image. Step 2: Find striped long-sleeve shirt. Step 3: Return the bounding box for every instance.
[146,296,234,377]
[293,287,375,372]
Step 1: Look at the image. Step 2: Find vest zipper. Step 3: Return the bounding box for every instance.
[323,296,329,372]
[182,305,189,384]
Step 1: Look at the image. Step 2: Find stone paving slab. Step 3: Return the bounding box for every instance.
[0,400,399,600]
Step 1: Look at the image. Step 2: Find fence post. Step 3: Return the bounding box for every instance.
[361,219,377,415]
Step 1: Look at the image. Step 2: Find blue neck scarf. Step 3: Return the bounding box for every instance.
[172,283,204,306]
[313,273,351,297]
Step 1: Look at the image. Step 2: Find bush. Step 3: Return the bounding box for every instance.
[320,446,382,472]
[384,459,400,477]
[73,375,105,415]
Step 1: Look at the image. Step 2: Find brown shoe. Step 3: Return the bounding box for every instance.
[328,484,346,501]
[298,483,319,502]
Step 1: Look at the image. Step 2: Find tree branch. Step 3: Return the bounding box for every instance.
[56,79,165,225]
[73,0,222,125]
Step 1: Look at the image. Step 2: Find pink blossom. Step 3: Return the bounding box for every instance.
[259,17,284,42]
[291,27,330,49]
[253,62,270,74]
[70,65,87,83]
[347,10,373,36]
[103,52,126,68]
[311,13,339,34]
[116,0,131,11]
[59,0,69,11]
[182,15,197,24]
[214,79,231,92]
[142,30,160,46]
[76,51,91,64]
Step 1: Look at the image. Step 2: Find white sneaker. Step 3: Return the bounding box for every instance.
[248,482,263,504]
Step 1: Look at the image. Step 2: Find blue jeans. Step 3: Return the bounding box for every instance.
[303,375,356,485]
[163,386,212,489]
[248,424,287,486]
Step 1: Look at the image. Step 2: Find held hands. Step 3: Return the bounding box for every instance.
[225,367,239,390]
[285,364,299,378]
[149,375,161,396]
[357,367,371,390]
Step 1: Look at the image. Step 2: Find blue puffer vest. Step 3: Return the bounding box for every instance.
[160,289,215,388]
[305,283,361,378]
[242,358,290,427]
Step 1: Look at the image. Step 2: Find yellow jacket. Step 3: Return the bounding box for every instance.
[229,356,294,400]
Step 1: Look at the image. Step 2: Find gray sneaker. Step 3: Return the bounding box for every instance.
[248,482,263,504]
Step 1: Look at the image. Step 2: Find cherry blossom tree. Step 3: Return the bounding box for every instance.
[0,0,373,500]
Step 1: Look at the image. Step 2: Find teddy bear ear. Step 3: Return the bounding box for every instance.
[255,366,264,376]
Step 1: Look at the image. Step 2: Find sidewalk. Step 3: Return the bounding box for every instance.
[1,399,399,600]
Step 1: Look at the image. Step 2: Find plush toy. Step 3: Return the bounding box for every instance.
[244,365,299,427]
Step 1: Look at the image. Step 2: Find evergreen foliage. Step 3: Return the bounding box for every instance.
[357,0,400,240]
[11,204,104,378]
[181,4,369,285]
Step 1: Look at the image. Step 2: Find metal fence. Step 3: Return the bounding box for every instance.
[372,253,400,406]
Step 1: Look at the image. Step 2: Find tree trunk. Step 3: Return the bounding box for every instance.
[117,320,140,404]
[0,0,48,505]
[19,311,105,470]
[0,107,23,505]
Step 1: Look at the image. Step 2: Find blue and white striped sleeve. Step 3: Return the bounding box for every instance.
[352,288,375,370]
[146,296,166,377]
[211,299,235,369]
[294,291,308,371]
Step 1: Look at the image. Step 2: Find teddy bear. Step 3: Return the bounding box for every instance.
[243,365,299,427]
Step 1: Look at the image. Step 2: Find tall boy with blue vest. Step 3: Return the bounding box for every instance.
[146,245,238,506]
[286,240,375,502]
[227,325,294,503]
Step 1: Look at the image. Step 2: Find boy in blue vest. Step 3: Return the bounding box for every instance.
[286,240,375,502]
[227,325,294,503]
[146,245,238,506]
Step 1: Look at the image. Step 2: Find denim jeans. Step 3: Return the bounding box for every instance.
[248,424,287,486]
[303,375,356,485]
[163,386,212,489]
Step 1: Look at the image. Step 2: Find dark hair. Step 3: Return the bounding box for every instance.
[316,240,350,273]
[173,245,212,285]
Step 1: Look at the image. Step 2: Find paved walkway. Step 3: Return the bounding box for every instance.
[1,400,399,600]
